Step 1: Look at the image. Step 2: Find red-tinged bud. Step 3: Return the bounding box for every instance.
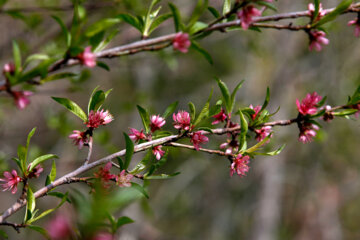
[173,33,191,53]
[69,130,88,149]
[173,110,191,131]
[77,46,96,68]
[230,154,250,177]
[296,92,323,115]
[237,5,261,30]
[150,115,166,132]
[308,30,329,52]
[86,110,113,129]
[190,131,209,151]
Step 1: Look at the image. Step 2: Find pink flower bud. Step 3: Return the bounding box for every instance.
[69,130,88,149]
[254,126,272,142]
[152,145,165,160]
[230,154,250,177]
[296,92,323,115]
[150,115,166,132]
[298,123,319,143]
[237,5,261,30]
[77,46,96,68]
[173,33,191,53]
[190,131,209,151]
[211,108,227,125]
[129,128,146,142]
[12,91,33,110]
[86,110,113,129]
[249,104,262,120]
[173,110,191,130]
[308,30,329,52]
[0,170,22,194]
[308,3,326,21]
[2,62,15,75]
[348,19,360,37]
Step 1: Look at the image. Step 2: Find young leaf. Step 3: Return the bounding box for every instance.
[238,110,248,151]
[52,97,87,122]
[144,172,180,179]
[131,182,149,199]
[148,13,172,35]
[29,154,57,172]
[48,192,71,203]
[332,109,358,116]
[136,105,150,133]
[312,0,352,27]
[216,78,231,113]
[88,88,106,114]
[130,151,153,174]
[348,85,360,105]
[260,87,270,112]
[230,80,244,113]
[0,230,8,239]
[40,72,76,84]
[27,225,50,239]
[168,3,182,32]
[162,101,178,119]
[188,102,196,122]
[187,0,208,29]
[117,157,124,170]
[25,187,36,223]
[191,41,213,64]
[313,0,320,21]
[208,6,220,18]
[245,135,271,153]
[85,18,121,37]
[93,29,119,52]
[12,41,21,75]
[253,144,286,156]
[256,1,277,12]
[52,15,71,47]
[223,0,232,15]
[116,13,142,32]
[123,133,134,169]
[116,216,135,229]
[194,89,213,126]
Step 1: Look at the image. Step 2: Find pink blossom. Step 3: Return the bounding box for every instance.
[27,164,44,179]
[348,19,360,37]
[211,108,227,125]
[69,130,88,149]
[152,145,165,160]
[116,170,133,188]
[220,139,239,155]
[308,3,326,21]
[296,92,322,115]
[190,131,209,151]
[0,170,22,194]
[230,154,250,177]
[94,162,116,188]
[86,110,113,128]
[173,33,191,53]
[3,62,15,75]
[91,232,114,240]
[249,104,261,120]
[298,123,319,143]
[77,46,96,68]
[237,5,261,30]
[46,215,72,240]
[173,110,191,130]
[12,91,33,110]
[129,128,146,142]
[308,30,329,52]
[150,115,166,132]
[254,126,272,142]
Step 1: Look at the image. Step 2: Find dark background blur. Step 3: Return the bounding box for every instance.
[0,0,359,239]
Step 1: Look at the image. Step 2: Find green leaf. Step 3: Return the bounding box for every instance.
[48,192,71,203]
[85,18,121,37]
[123,133,134,169]
[162,101,178,119]
[216,77,231,113]
[136,105,150,133]
[188,21,208,35]
[0,0,8,7]
[144,172,180,179]
[188,102,196,121]
[230,80,244,113]
[116,13,142,32]
[130,151,152,174]
[317,95,327,107]
[197,127,213,133]
[24,53,49,68]
[223,0,232,15]
[313,0,320,21]
[93,29,119,52]
[208,6,220,18]
[253,144,285,156]
[256,1,277,12]
[312,0,352,27]
[25,187,36,223]
[27,225,49,239]
[260,87,270,112]
[12,157,22,173]
[116,216,135,229]
[52,97,87,122]
[29,154,57,172]
[12,41,21,75]
[40,72,76,84]
[146,151,168,176]
[97,61,110,71]
[52,15,71,47]
[332,109,358,116]
[194,89,213,126]
[89,31,105,49]
[348,85,360,105]
[27,193,68,224]
[117,157,124,170]
[17,145,27,173]
[238,110,248,151]
[0,230,8,239]
[187,0,208,29]
[131,182,149,199]
[168,3,182,32]
[88,88,106,114]
[191,41,213,64]
[148,13,172,35]
[245,135,271,153]
[208,100,222,116]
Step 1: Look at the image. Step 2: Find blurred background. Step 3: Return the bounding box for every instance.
[0,0,359,239]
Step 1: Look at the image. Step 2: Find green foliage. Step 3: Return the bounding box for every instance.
[24,187,36,223]
[223,0,232,15]
[85,18,121,37]
[190,41,213,64]
[123,133,134,169]
[52,15,71,47]
[193,89,213,126]
[12,41,22,76]
[45,160,57,186]
[29,154,57,172]
[348,85,360,105]
[52,97,88,122]
[162,101,178,118]
[312,0,352,27]
[186,0,208,31]
[27,225,49,239]
[88,87,112,114]
[188,102,196,122]
[168,3,183,32]
[238,110,248,151]
[137,105,150,133]
[257,1,277,12]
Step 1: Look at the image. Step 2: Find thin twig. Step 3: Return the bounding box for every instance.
[0,222,27,233]
[84,136,93,165]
